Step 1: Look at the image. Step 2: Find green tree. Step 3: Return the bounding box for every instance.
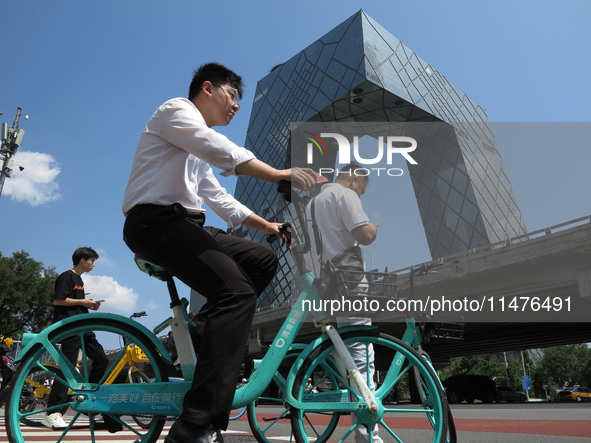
[504,354,524,389]
[439,352,524,388]
[440,353,503,379]
[0,250,57,336]
[532,344,591,393]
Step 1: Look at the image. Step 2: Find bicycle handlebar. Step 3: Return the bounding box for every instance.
[130,311,147,319]
[265,179,320,249]
[266,222,292,244]
[265,178,327,274]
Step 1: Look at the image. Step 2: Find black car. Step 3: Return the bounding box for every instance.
[443,374,497,403]
[495,386,527,403]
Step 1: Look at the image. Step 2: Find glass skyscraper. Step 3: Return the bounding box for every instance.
[231,10,526,312]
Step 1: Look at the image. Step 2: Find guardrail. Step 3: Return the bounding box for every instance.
[254,214,591,314]
[391,214,591,275]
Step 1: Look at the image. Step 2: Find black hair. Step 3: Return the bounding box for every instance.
[188,63,244,100]
[72,247,99,266]
[336,163,370,185]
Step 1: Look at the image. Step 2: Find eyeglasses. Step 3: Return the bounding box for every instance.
[212,84,240,108]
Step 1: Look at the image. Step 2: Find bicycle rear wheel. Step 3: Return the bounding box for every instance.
[290,331,449,443]
[129,370,159,429]
[4,316,169,443]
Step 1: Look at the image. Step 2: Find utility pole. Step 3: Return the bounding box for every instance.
[0,108,28,200]
[520,350,530,401]
[503,351,511,387]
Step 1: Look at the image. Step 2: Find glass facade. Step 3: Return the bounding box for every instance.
[232,10,526,311]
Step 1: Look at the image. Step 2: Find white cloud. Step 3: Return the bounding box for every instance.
[147,300,161,311]
[82,274,140,315]
[94,248,116,267]
[3,151,61,206]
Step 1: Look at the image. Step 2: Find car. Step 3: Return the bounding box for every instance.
[495,386,527,403]
[557,386,591,402]
[443,374,497,403]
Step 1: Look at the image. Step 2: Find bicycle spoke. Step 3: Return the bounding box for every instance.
[100,346,128,385]
[265,408,290,431]
[79,334,90,381]
[301,412,323,439]
[379,419,405,443]
[339,425,357,442]
[56,411,83,443]
[248,351,334,443]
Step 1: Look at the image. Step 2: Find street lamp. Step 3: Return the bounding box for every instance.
[0,108,28,200]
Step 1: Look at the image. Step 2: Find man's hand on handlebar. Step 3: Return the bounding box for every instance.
[285,167,318,191]
[265,222,292,249]
[267,222,292,250]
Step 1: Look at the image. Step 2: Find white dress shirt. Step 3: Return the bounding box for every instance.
[122,98,255,228]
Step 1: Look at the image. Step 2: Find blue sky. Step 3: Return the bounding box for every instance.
[1,1,590,335]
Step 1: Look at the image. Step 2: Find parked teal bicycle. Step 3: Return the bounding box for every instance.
[5,181,451,443]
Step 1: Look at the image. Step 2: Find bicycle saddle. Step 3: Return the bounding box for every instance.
[134,253,172,282]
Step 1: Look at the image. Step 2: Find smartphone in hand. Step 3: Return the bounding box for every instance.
[315,175,329,185]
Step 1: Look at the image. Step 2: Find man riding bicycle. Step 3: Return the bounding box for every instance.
[122,62,315,443]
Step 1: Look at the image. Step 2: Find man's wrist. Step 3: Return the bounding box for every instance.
[276,169,290,183]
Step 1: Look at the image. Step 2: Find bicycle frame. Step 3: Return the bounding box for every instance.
[104,344,149,385]
[233,271,377,409]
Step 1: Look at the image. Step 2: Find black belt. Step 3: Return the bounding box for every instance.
[127,203,206,223]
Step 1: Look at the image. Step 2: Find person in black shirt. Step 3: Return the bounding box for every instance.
[0,336,15,392]
[41,247,121,433]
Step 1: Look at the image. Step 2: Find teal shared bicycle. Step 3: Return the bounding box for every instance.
[5,181,452,443]
[246,183,457,443]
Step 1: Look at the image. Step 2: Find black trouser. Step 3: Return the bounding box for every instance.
[123,204,278,430]
[47,331,108,412]
[1,357,13,391]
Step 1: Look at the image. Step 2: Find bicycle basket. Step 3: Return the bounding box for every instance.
[333,270,398,299]
[423,321,465,343]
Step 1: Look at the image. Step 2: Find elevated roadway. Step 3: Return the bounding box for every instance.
[247,216,591,362]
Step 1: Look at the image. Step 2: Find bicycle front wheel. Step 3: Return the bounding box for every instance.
[5,316,169,443]
[290,331,449,443]
[247,351,340,443]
